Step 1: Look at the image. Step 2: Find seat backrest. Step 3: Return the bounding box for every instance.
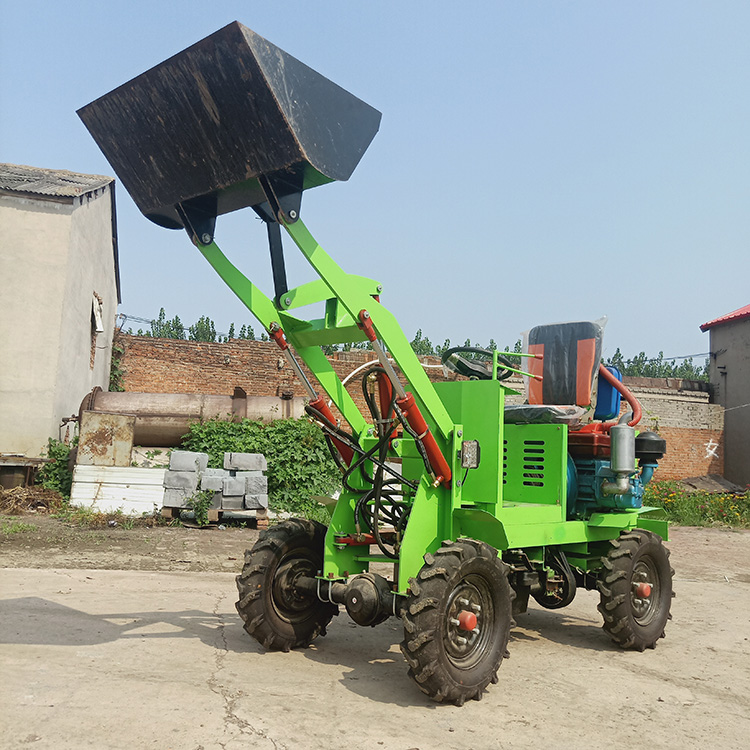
[526,321,604,407]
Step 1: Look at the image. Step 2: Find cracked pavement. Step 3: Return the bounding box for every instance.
[1,527,749,749]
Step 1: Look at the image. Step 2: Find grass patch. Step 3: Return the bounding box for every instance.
[1,519,37,535]
[52,503,176,529]
[644,480,750,528]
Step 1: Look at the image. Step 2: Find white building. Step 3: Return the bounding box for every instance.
[0,163,120,459]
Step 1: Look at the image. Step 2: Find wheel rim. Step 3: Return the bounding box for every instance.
[271,548,319,624]
[443,575,495,669]
[631,556,660,626]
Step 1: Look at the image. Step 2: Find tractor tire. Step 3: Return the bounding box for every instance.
[597,528,673,651]
[400,539,514,705]
[235,518,337,652]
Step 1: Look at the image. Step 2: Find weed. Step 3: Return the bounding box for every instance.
[1,519,36,535]
[186,490,215,527]
[644,481,750,528]
[37,438,76,499]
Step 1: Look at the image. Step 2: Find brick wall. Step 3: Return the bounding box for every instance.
[117,334,723,480]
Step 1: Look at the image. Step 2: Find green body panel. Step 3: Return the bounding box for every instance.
[433,380,505,508]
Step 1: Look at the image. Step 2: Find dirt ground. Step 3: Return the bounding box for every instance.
[0,513,260,573]
[1,515,749,749]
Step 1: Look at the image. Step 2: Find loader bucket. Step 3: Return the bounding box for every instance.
[77,21,381,229]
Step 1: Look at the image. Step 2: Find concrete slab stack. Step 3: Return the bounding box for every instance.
[161,451,269,517]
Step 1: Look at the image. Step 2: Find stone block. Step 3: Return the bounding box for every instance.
[221,496,244,510]
[224,452,267,471]
[168,451,209,473]
[203,467,226,476]
[241,474,268,495]
[163,470,198,491]
[162,488,191,508]
[200,474,225,492]
[244,494,269,510]
[222,476,247,496]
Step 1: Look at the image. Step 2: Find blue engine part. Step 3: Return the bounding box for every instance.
[566,455,657,519]
[594,366,623,421]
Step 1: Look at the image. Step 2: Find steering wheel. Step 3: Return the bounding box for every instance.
[440,347,516,381]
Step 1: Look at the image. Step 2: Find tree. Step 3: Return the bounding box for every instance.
[188,316,217,342]
[604,350,708,381]
[150,308,185,339]
[238,324,256,340]
[410,329,434,356]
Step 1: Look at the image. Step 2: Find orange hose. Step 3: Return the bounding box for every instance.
[598,364,642,427]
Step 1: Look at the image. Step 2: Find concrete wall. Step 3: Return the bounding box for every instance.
[0,188,117,457]
[117,336,721,481]
[708,318,750,487]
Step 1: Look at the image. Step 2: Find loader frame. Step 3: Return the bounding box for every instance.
[193,217,668,595]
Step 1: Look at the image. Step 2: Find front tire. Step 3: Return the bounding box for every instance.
[597,528,673,651]
[400,539,514,705]
[235,518,337,652]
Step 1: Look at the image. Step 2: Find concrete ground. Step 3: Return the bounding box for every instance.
[1,527,749,749]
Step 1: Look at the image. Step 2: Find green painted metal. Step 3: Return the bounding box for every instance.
[284,219,454,441]
[433,380,505,507]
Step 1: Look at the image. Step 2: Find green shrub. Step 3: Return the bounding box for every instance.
[644,480,750,528]
[36,438,75,499]
[180,418,341,518]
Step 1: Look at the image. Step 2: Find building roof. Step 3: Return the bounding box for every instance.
[1,163,121,304]
[700,304,750,332]
[0,163,112,199]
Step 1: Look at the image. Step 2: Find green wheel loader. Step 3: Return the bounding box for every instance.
[79,21,672,705]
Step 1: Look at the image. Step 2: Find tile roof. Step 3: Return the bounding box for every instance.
[700,304,750,332]
[0,163,113,199]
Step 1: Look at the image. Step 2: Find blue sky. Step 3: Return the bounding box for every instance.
[2,1,748,362]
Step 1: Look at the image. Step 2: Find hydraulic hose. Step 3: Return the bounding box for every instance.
[598,364,642,427]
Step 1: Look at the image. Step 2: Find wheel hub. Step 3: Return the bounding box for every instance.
[630,559,658,624]
[271,554,318,622]
[444,578,493,668]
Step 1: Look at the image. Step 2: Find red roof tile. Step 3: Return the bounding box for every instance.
[700,304,750,332]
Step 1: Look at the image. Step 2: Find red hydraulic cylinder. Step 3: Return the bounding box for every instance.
[396,392,452,486]
[308,395,354,466]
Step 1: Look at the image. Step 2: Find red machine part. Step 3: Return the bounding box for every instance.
[268,324,288,350]
[358,309,377,342]
[457,610,478,631]
[376,372,399,441]
[635,582,652,598]
[396,392,452,486]
[335,533,378,546]
[308,395,354,465]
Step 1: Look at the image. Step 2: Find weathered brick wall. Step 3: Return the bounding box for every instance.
[117,334,723,480]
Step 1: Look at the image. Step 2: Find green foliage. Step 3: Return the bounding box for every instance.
[237,324,256,340]
[37,438,75,499]
[109,340,126,391]
[188,315,218,342]
[1,520,36,535]
[605,349,708,381]
[407,330,521,359]
[147,308,186,339]
[187,490,215,526]
[410,329,434,356]
[180,417,341,517]
[644,481,750,528]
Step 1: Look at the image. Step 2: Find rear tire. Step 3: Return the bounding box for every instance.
[400,539,514,705]
[597,528,673,651]
[235,518,337,652]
